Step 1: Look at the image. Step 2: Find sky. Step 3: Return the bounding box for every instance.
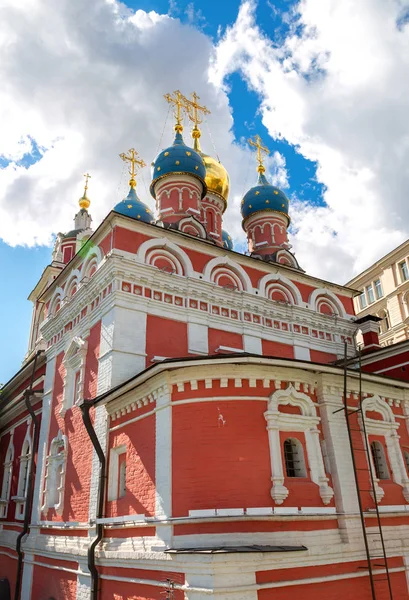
[1,0,409,382]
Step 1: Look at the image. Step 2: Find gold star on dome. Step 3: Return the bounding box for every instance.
[265,200,269,204]
[127,204,132,208]
[274,190,279,195]
[255,191,260,195]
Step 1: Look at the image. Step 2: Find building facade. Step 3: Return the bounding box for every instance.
[2,93,409,600]
[347,239,409,346]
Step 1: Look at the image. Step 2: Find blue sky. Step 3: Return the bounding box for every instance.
[2,0,409,383]
[0,0,319,383]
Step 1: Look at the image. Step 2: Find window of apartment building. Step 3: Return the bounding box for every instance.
[366,284,375,304]
[374,279,383,299]
[399,260,409,282]
[359,292,367,309]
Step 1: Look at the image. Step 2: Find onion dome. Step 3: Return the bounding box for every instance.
[191,128,229,206]
[222,229,234,250]
[150,131,206,199]
[241,171,289,223]
[114,186,154,223]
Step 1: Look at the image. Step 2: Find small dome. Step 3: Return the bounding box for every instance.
[222,230,234,250]
[241,172,289,224]
[114,187,155,223]
[202,153,229,205]
[150,132,207,199]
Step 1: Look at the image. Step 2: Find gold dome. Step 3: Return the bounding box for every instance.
[201,153,230,206]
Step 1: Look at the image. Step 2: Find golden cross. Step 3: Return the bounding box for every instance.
[83,172,91,194]
[119,148,146,188]
[248,134,270,173]
[184,91,210,127]
[164,90,189,132]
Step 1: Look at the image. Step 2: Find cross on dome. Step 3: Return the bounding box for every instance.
[119,148,146,189]
[79,172,91,210]
[248,134,270,174]
[183,91,210,149]
[164,90,190,133]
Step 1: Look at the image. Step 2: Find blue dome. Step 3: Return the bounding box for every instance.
[222,229,234,250]
[114,187,155,223]
[150,131,207,199]
[241,172,289,222]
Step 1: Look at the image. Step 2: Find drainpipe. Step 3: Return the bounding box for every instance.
[14,350,43,600]
[80,400,106,600]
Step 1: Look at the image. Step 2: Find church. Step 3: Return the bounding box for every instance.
[1,91,409,600]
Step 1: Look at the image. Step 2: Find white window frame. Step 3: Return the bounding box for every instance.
[61,336,88,416]
[107,445,127,502]
[0,432,14,518]
[283,438,307,477]
[264,385,334,505]
[359,291,367,309]
[366,284,375,304]
[399,260,409,283]
[374,279,383,300]
[361,395,409,504]
[43,431,67,514]
[12,423,32,520]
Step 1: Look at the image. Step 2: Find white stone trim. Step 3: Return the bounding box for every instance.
[258,273,303,305]
[61,336,88,415]
[265,385,334,505]
[203,255,252,292]
[107,444,126,502]
[0,431,14,518]
[42,430,67,514]
[308,288,347,318]
[137,237,194,278]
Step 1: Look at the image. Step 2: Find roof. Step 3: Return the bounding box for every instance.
[346,237,409,286]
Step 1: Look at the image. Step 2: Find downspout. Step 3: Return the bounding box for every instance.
[14,350,43,600]
[80,400,106,600]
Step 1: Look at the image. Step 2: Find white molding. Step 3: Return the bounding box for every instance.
[309,288,347,318]
[137,237,195,278]
[258,273,303,305]
[203,255,253,292]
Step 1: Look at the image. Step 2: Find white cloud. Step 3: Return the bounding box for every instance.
[0,0,283,248]
[211,0,409,282]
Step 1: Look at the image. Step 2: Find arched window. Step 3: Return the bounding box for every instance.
[283,438,306,478]
[15,438,32,519]
[370,441,390,480]
[44,432,67,512]
[378,310,390,333]
[0,443,14,517]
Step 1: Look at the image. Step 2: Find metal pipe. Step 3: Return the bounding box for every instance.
[80,401,106,600]
[14,350,42,600]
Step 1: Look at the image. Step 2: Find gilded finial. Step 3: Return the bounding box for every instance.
[119,148,146,189]
[79,173,91,210]
[248,134,270,174]
[164,90,189,133]
[182,91,210,151]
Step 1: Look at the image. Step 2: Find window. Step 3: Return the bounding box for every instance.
[108,446,127,501]
[359,292,367,309]
[283,438,306,478]
[374,279,383,299]
[61,337,87,415]
[44,432,67,512]
[0,440,14,518]
[379,309,390,333]
[370,441,390,480]
[399,261,409,282]
[366,284,375,304]
[118,456,126,499]
[15,437,32,518]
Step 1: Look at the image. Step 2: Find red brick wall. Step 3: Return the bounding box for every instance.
[84,320,101,398]
[208,328,243,354]
[262,339,294,359]
[0,552,16,598]
[310,349,337,364]
[106,413,156,518]
[146,316,188,365]
[172,400,271,516]
[32,557,77,600]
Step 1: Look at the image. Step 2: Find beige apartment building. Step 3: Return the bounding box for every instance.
[347,239,409,346]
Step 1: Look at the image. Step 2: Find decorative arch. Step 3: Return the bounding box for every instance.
[0,433,14,518]
[268,384,316,417]
[362,395,395,424]
[61,337,88,414]
[82,247,103,279]
[203,256,252,292]
[378,309,390,333]
[308,288,346,318]
[265,384,333,505]
[49,287,64,315]
[178,216,207,239]
[43,430,68,514]
[65,268,81,298]
[137,238,194,277]
[275,249,299,269]
[258,273,303,305]
[146,248,184,275]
